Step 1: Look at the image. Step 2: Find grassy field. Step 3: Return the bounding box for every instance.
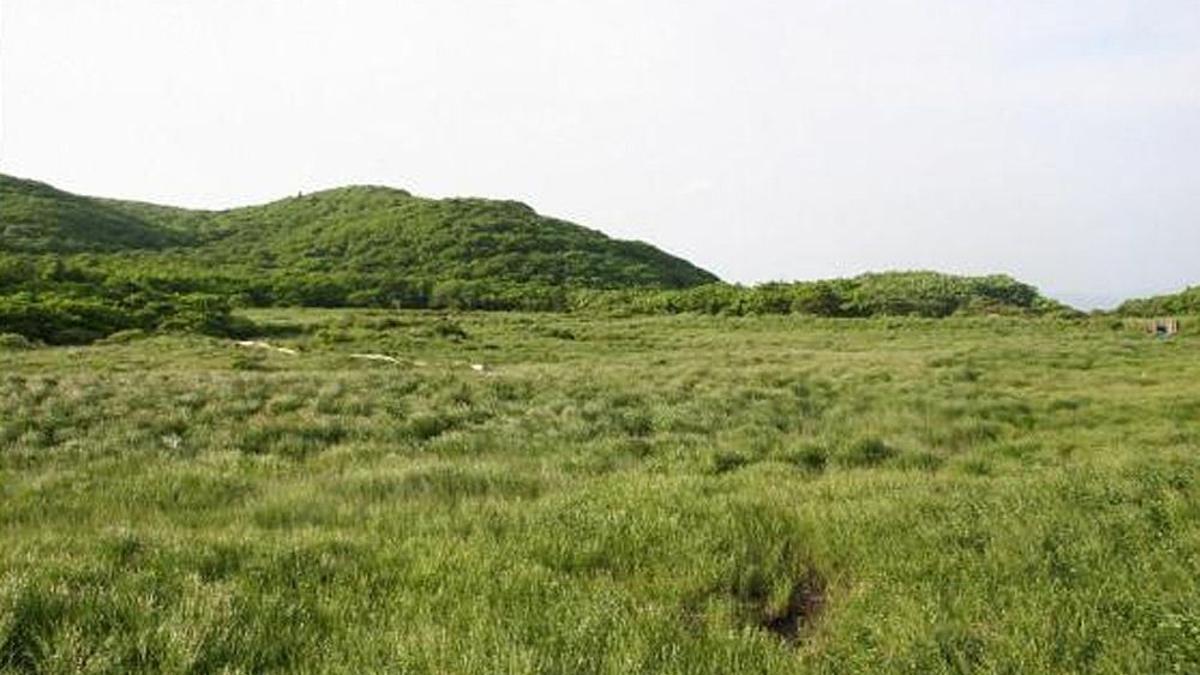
[2,310,1198,673]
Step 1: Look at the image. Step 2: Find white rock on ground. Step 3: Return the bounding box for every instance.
[234,340,299,355]
[350,353,402,364]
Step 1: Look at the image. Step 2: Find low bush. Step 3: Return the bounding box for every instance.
[0,290,254,345]
[0,332,33,350]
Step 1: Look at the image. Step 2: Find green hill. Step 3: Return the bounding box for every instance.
[1116,287,1200,316]
[187,185,718,287]
[0,175,192,252]
[0,174,1079,344]
[0,174,717,289]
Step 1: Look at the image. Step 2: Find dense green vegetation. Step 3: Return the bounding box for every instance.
[0,172,710,342]
[0,256,1076,344]
[2,173,1196,672]
[0,174,716,288]
[1118,285,1200,317]
[0,173,715,341]
[2,174,1087,346]
[573,272,1074,318]
[0,292,250,346]
[1,310,1197,673]
[0,176,191,253]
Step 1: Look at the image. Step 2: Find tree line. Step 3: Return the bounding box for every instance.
[0,255,1081,345]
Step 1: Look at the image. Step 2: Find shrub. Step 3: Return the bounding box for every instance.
[0,294,132,344]
[154,294,235,336]
[705,449,751,474]
[836,437,897,468]
[0,332,33,350]
[779,444,829,472]
[432,319,469,341]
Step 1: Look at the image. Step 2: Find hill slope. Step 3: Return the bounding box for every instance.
[0,174,1075,332]
[1117,287,1200,316]
[0,174,718,289]
[182,186,717,287]
[0,175,192,252]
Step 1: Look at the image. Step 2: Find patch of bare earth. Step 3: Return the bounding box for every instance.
[759,573,826,644]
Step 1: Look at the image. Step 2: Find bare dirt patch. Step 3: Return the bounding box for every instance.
[758,572,827,644]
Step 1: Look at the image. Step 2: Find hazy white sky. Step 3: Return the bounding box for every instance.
[2,1,1198,306]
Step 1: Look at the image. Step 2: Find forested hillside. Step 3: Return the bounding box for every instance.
[1117,287,1200,316]
[2,174,1078,344]
[0,175,716,288]
[0,175,192,252]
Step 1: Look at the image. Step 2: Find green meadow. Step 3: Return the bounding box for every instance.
[2,310,1198,673]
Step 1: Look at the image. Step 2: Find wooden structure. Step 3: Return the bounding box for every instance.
[1146,318,1180,337]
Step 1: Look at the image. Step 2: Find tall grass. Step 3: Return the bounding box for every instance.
[1,311,1197,673]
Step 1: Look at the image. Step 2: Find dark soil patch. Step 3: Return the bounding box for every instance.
[759,573,826,643]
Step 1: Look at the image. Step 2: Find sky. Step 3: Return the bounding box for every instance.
[1,1,1198,308]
